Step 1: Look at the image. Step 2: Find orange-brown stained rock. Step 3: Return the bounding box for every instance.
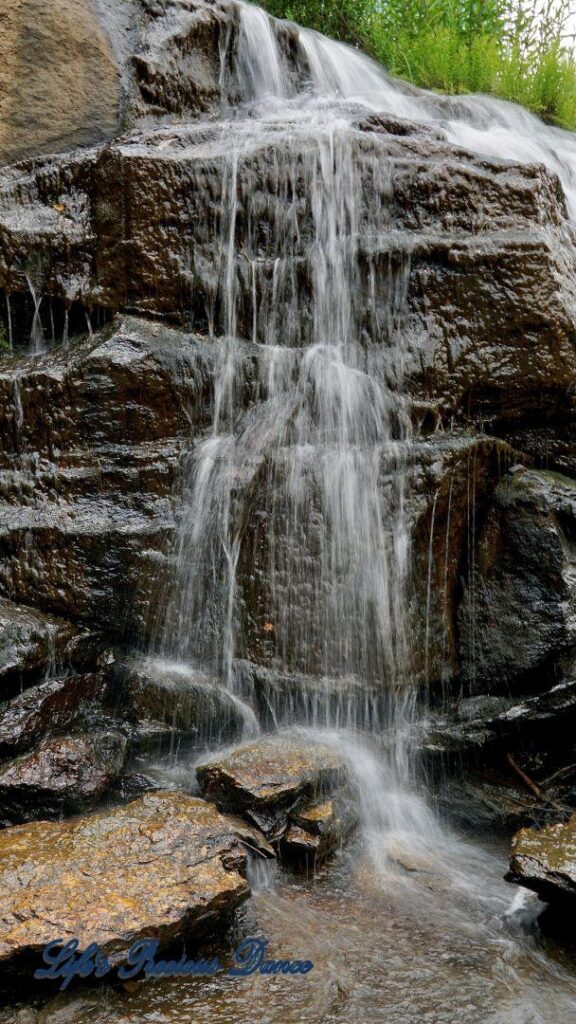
[0,791,249,966]
[510,813,576,904]
[197,737,346,812]
[0,0,121,166]
[284,797,358,864]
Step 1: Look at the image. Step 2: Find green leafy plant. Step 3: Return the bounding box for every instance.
[261,0,576,129]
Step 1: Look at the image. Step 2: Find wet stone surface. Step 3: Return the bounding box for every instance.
[0,731,128,824]
[0,791,249,973]
[510,813,576,904]
[197,737,348,841]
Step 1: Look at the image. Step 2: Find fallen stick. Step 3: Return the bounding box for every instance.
[506,753,567,813]
[506,752,545,800]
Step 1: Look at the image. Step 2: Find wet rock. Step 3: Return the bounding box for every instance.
[119,657,245,750]
[407,433,519,688]
[233,660,385,732]
[0,0,574,708]
[422,677,576,773]
[0,731,127,823]
[131,0,230,118]
[113,769,163,803]
[495,679,576,732]
[0,319,214,640]
[197,737,347,839]
[282,797,357,864]
[0,599,100,697]
[1,81,574,368]
[241,432,515,684]
[458,469,576,693]
[355,112,447,140]
[0,791,249,970]
[223,815,276,860]
[457,696,515,723]
[436,772,545,833]
[0,673,108,757]
[510,814,576,904]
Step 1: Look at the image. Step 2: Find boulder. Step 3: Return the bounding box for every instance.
[0,731,127,823]
[118,657,246,750]
[0,673,108,757]
[197,737,347,839]
[0,0,122,165]
[509,814,576,904]
[458,469,576,693]
[0,0,230,167]
[282,797,357,865]
[0,599,99,698]
[0,791,249,971]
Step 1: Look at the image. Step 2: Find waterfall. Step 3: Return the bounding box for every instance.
[159,8,416,718]
[150,0,576,887]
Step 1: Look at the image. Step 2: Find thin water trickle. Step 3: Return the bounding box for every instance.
[141,3,576,1018]
[25,273,45,354]
[5,293,12,350]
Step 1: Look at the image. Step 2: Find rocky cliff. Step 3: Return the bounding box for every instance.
[0,0,575,850]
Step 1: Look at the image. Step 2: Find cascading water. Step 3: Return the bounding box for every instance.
[141,3,576,1019]
[153,0,423,839]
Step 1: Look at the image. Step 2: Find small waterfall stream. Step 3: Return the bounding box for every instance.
[155,0,420,847]
[138,3,576,1019]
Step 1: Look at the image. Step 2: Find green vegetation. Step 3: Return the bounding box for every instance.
[0,324,10,353]
[261,0,576,128]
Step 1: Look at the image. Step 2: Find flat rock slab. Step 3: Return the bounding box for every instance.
[0,792,249,969]
[510,814,576,903]
[197,737,347,839]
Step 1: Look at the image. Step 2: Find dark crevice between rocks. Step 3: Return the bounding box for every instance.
[0,289,114,353]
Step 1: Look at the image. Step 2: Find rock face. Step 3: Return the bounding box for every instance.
[0,319,213,640]
[118,657,246,751]
[197,737,348,842]
[0,1,575,703]
[0,0,575,864]
[0,791,249,970]
[0,599,99,698]
[0,673,107,757]
[458,470,576,693]
[510,815,576,904]
[0,731,127,823]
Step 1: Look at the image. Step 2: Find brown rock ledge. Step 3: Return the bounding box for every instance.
[0,791,250,969]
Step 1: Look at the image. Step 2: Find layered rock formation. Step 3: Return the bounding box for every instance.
[0,0,575,930]
[197,736,349,842]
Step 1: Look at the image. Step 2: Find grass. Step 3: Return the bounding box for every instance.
[261,0,576,129]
